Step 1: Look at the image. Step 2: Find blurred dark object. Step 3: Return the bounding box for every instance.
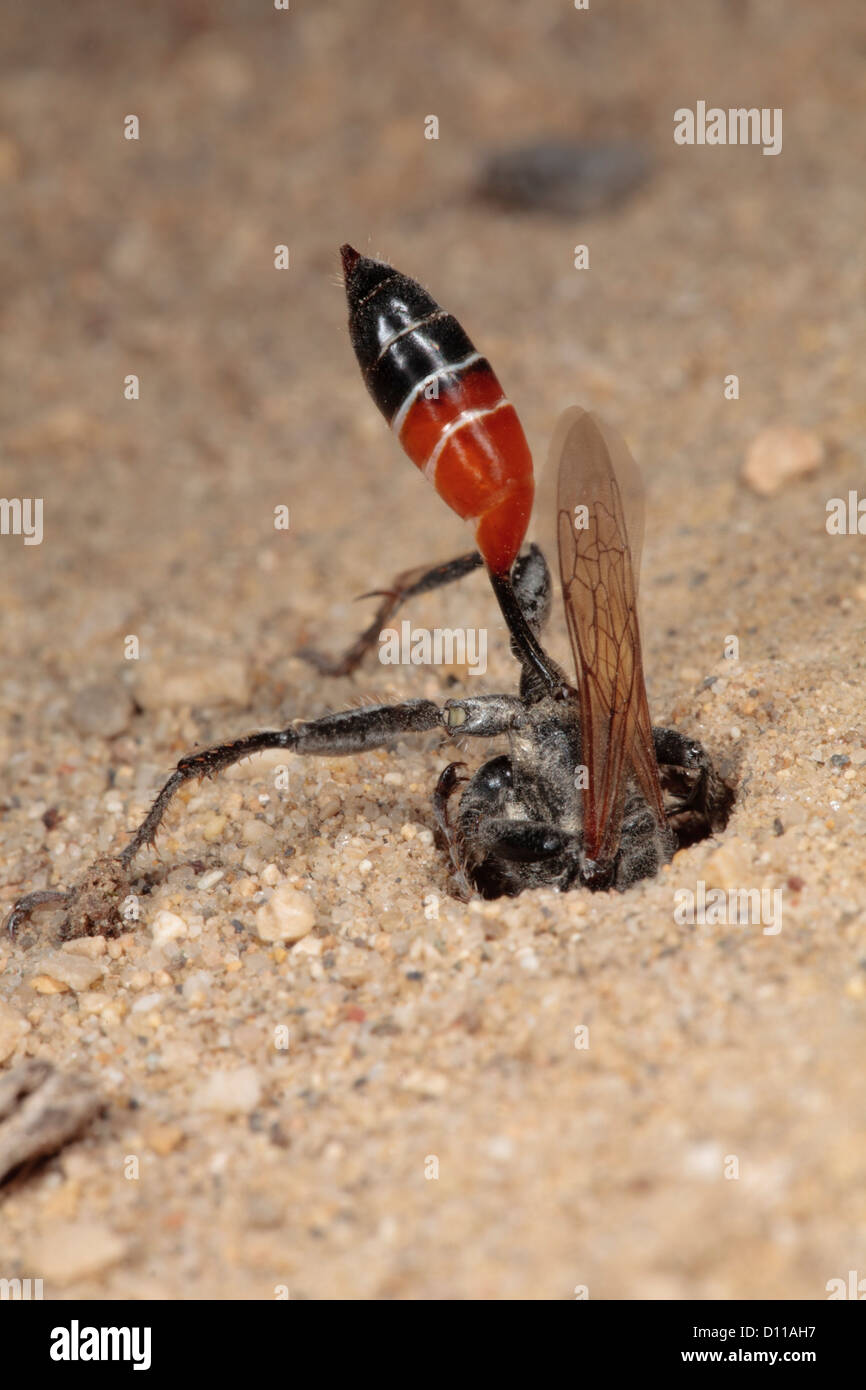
[476,140,651,216]
[0,1060,104,1186]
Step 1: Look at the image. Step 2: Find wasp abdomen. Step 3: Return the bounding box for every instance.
[341,245,533,575]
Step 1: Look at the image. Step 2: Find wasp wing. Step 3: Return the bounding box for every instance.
[553,407,666,867]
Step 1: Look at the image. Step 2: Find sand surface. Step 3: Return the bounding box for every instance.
[1,1,865,1299]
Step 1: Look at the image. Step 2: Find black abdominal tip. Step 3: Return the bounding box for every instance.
[340,244,361,278]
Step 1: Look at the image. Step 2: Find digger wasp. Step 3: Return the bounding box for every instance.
[6,245,730,935]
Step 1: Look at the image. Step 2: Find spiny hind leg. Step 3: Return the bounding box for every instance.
[297,542,554,679]
[120,699,445,868]
[298,551,484,676]
[5,700,444,938]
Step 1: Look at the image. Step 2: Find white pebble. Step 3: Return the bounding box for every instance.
[255,884,317,943]
[196,868,224,890]
[151,910,188,948]
[192,1065,261,1114]
[182,970,213,1007]
[742,426,824,496]
[33,950,105,992]
[131,991,164,1014]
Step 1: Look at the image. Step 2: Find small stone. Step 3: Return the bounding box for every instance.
[78,992,112,1017]
[182,970,212,1007]
[292,935,323,958]
[61,935,106,959]
[130,991,163,1014]
[401,1069,448,1098]
[144,1123,184,1156]
[197,868,225,890]
[0,1001,30,1062]
[30,975,69,994]
[68,681,133,739]
[151,910,188,948]
[477,140,650,216]
[27,1220,127,1285]
[55,951,110,997]
[192,1065,261,1114]
[242,817,269,844]
[202,814,228,843]
[255,884,316,943]
[742,426,824,496]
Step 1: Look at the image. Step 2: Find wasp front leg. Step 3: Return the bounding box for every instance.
[652,725,733,845]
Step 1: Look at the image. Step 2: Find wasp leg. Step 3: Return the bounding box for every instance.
[652,725,733,844]
[614,795,677,890]
[298,541,559,682]
[475,819,568,862]
[5,889,68,939]
[442,694,527,738]
[466,818,570,898]
[432,762,472,898]
[118,699,444,868]
[4,700,444,937]
[299,551,483,676]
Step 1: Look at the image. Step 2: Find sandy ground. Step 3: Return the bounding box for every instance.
[1,0,865,1299]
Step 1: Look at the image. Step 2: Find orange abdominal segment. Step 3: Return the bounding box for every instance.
[342,245,535,576]
[397,365,534,575]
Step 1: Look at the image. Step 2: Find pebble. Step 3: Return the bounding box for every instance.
[151,910,188,948]
[401,1069,449,1098]
[68,680,133,739]
[131,991,164,1014]
[144,1123,185,1156]
[32,951,106,992]
[61,935,106,959]
[742,426,824,496]
[30,975,69,995]
[77,992,114,1017]
[197,868,225,890]
[26,1221,127,1285]
[182,970,213,1007]
[476,140,650,215]
[0,1000,30,1061]
[255,884,316,943]
[202,813,228,842]
[292,935,324,957]
[192,1065,262,1114]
